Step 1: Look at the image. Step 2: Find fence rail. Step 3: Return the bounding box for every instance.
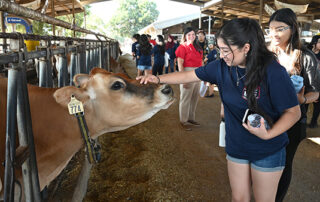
[0,0,119,201]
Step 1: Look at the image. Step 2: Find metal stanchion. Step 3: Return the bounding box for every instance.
[57,41,68,87]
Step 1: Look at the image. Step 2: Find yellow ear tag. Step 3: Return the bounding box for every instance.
[68,95,84,115]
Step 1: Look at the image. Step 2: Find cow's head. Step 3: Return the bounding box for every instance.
[53,68,174,137]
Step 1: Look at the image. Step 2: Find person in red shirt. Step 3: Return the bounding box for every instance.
[175,27,203,130]
[147,34,157,46]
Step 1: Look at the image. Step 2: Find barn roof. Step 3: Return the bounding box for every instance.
[170,0,320,28]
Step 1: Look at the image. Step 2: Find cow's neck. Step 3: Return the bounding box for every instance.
[28,86,99,190]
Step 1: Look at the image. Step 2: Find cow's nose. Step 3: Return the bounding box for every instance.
[161,84,173,95]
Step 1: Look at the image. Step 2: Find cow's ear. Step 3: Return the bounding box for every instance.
[90,68,110,75]
[73,74,90,87]
[53,86,90,107]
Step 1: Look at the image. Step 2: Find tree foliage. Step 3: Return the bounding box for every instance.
[108,0,159,38]
[31,5,92,37]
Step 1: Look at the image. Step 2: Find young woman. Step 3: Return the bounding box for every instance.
[197,30,208,60]
[152,35,165,76]
[307,35,320,128]
[268,8,320,202]
[175,27,203,131]
[138,18,301,201]
[165,35,176,73]
[136,34,153,76]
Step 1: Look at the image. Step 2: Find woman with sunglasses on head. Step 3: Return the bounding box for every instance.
[137,18,301,201]
[268,8,320,202]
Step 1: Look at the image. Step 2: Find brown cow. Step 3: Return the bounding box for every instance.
[0,68,174,200]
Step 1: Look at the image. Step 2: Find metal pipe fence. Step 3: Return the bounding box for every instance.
[0,0,119,201]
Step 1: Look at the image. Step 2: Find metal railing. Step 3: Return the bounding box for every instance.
[0,0,119,201]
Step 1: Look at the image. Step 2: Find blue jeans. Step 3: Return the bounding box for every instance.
[165,59,175,73]
[227,147,286,172]
[137,65,152,70]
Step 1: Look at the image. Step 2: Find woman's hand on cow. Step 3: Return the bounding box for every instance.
[136,75,159,84]
[242,118,270,140]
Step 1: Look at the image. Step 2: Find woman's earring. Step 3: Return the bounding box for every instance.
[245,53,247,57]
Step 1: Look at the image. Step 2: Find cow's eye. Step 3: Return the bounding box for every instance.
[111,81,125,90]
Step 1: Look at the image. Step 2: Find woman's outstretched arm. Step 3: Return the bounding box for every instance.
[137,70,200,85]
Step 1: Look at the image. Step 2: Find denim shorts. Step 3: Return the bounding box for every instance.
[226,147,286,172]
[137,65,152,70]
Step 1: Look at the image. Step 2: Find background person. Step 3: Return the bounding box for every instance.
[306,34,320,128]
[204,39,220,97]
[137,34,153,76]
[165,35,176,73]
[152,35,165,76]
[268,8,320,202]
[197,30,208,61]
[175,27,203,131]
[138,18,301,202]
[174,36,180,71]
[147,34,156,47]
[131,34,140,68]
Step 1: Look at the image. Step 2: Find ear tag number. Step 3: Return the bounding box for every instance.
[68,95,84,115]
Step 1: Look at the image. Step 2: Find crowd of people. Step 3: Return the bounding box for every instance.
[135,8,320,202]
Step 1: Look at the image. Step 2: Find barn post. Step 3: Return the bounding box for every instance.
[90,42,94,70]
[99,41,104,69]
[57,40,68,87]
[70,46,77,85]
[79,42,86,74]
[38,39,53,88]
[86,43,90,73]
[16,43,42,201]
[38,40,48,87]
[106,41,111,71]
[4,61,18,202]
[4,37,41,202]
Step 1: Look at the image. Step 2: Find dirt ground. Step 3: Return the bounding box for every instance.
[49,54,320,202]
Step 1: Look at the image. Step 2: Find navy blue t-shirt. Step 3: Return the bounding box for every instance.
[206,49,218,63]
[132,42,138,56]
[195,59,299,161]
[152,45,165,66]
[137,48,152,66]
[166,47,176,60]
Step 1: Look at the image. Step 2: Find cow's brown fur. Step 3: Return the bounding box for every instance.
[0,68,173,200]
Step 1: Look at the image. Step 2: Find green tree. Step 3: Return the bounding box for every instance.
[108,0,159,38]
[32,5,91,37]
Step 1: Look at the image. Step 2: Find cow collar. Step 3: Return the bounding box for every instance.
[68,95,101,164]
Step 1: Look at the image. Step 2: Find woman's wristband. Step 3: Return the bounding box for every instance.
[156,76,160,84]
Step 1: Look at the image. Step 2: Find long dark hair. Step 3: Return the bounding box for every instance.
[156,35,165,55]
[139,34,152,55]
[269,8,303,74]
[269,8,301,53]
[217,18,275,125]
[308,35,320,51]
[181,27,202,52]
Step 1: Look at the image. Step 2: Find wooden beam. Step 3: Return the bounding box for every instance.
[51,0,55,35]
[259,0,263,26]
[169,0,204,6]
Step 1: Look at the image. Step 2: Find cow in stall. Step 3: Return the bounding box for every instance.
[0,67,174,201]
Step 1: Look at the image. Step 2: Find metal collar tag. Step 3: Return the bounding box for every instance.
[68,95,101,164]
